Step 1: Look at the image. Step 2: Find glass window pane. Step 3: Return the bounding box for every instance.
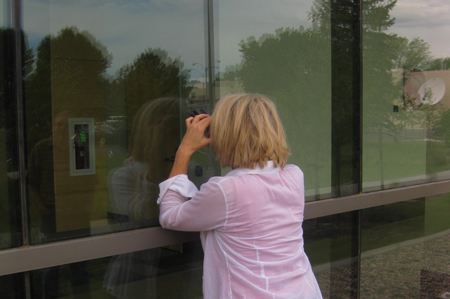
[30,241,203,298]
[0,0,22,249]
[304,212,359,298]
[361,193,450,298]
[217,0,333,200]
[23,1,211,244]
[363,1,450,191]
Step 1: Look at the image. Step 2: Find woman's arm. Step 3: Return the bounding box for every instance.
[159,180,228,231]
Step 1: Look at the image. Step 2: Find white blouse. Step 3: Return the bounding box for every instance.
[158,161,323,299]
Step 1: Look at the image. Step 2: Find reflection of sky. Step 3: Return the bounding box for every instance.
[1,0,12,27]
[24,0,206,75]
[20,0,450,75]
[388,0,450,58]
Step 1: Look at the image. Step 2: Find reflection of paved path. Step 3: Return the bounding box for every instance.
[314,232,450,298]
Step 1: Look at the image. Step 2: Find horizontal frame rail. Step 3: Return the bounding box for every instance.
[2,179,450,276]
[304,179,450,219]
[0,228,198,276]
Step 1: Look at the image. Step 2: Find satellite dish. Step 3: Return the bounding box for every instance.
[418,78,446,105]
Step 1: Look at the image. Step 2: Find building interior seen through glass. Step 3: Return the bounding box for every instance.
[1,0,450,298]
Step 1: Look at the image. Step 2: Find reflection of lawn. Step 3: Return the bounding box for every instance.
[426,141,450,174]
[364,140,450,183]
[301,139,450,194]
[363,140,427,182]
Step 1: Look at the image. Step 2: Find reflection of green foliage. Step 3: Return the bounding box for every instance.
[427,57,450,71]
[394,37,432,71]
[237,27,331,191]
[108,48,192,122]
[221,62,242,81]
[361,0,401,130]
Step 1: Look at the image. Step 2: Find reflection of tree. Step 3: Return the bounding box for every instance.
[427,57,450,71]
[25,26,111,149]
[394,37,432,71]
[108,48,192,127]
[236,27,331,194]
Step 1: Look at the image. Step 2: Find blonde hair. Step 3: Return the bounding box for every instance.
[210,93,290,169]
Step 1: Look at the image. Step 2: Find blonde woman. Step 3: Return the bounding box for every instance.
[158,93,323,298]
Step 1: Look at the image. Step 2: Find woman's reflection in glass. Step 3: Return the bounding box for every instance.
[103,97,180,298]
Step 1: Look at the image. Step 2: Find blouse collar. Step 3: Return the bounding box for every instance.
[225,161,281,178]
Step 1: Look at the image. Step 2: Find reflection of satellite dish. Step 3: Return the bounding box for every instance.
[418,78,446,105]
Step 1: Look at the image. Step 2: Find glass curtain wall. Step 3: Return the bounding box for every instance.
[21,0,209,297]
[1,0,450,298]
[23,0,211,243]
[216,0,360,297]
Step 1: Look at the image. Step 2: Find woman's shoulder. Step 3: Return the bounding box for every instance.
[205,175,233,186]
[201,175,240,196]
[283,164,304,176]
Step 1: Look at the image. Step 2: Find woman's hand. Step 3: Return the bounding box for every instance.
[169,114,211,178]
[179,114,211,155]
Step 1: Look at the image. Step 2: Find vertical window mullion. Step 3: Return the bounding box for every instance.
[12,0,31,297]
[330,0,363,297]
[12,0,28,250]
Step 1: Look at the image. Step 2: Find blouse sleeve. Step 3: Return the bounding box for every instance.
[158,175,228,232]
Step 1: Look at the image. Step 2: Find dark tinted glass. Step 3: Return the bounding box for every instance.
[304,212,360,298]
[30,241,203,299]
[361,193,450,298]
[0,273,25,299]
[0,0,22,249]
